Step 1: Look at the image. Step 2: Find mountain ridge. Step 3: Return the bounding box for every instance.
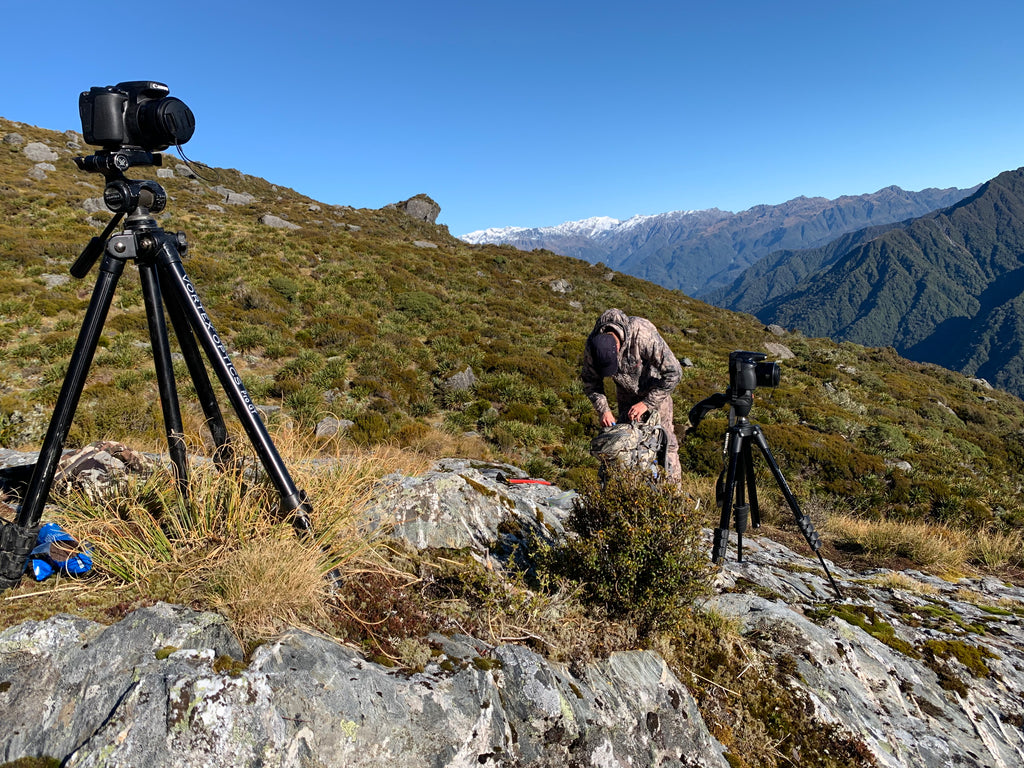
[460,185,977,295]
[729,169,1024,395]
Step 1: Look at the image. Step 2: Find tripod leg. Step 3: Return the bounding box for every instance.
[158,266,233,470]
[138,261,188,494]
[741,438,760,529]
[750,427,843,600]
[733,439,750,562]
[712,429,742,564]
[0,251,128,589]
[152,235,312,534]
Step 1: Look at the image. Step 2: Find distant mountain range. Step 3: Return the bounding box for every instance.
[461,185,977,296]
[714,168,1024,396]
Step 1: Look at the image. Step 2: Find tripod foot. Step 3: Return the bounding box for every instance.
[0,519,39,591]
[711,527,729,564]
[280,489,314,537]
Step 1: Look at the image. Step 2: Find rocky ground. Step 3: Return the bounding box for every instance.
[1,456,1022,766]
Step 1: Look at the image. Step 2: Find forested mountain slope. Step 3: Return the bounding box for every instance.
[739,169,1024,396]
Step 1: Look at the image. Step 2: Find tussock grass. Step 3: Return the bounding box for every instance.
[49,436,428,646]
[826,514,969,572]
[825,513,1024,575]
[970,527,1024,569]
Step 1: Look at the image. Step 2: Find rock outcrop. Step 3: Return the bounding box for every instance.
[0,602,727,767]
[386,194,441,224]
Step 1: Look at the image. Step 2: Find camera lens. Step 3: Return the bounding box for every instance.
[133,97,195,149]
[755,361,780,388]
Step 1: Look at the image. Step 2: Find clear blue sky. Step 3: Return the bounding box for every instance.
[3,1,1021,237]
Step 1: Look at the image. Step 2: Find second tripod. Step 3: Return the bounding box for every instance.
[713,412,842,600]
[690,351,843,600]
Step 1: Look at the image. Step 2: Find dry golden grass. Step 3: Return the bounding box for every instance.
[195,534,331,638]
[825,514,969,573]
[970,527,1024,569]
[860,571,940,595]
[49,431,431,647]
[824,513,1024,576]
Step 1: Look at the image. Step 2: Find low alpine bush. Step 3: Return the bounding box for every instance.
[538,470,710,638]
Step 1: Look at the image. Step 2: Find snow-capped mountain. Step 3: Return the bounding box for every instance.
[462,209,731,283]
[460,186,977,297]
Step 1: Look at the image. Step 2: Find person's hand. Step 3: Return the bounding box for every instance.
[627,402,649,422]
[600,410,616,427]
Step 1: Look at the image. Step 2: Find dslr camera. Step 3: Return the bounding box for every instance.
[729,350,780,395]
[79,81,195,151]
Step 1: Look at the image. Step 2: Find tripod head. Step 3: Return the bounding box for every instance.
[75,148,162,177]
[727,350,778,419]
[70,171,168,280]
[686,350,780,429]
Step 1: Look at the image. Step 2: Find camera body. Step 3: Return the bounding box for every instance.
[79,81,195,151]
[729,350,780,394]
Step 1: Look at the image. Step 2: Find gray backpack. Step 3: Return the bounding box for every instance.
[590,412,666,476]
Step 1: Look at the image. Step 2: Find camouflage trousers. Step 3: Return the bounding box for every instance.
[616,393,681,482]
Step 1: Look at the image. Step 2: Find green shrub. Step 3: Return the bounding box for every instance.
[395,291,442,321]
[862,423,911,457]
[268,275,301,301]
[349,411,391,445]
[538,471,709,638]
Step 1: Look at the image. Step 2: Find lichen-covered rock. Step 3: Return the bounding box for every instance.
[0,603,241,763]
[364,460,575,560]
[0,607,727,767]
[707,534,1024,768]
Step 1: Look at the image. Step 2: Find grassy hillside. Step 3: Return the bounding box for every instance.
[3,116,1024,543]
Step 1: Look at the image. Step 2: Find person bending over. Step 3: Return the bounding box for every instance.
[581,308,683,482]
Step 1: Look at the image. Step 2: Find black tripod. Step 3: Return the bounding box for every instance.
[0,148,314,590]
[696,390,842,600]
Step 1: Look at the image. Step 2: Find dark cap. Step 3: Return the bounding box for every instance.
[591,333,619,378]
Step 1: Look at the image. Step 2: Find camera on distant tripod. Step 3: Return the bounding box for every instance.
[688,349,842,599]
[728,351,780,396]
[79,81,195,151]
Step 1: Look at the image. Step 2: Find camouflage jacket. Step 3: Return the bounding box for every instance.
[581,308,682,417]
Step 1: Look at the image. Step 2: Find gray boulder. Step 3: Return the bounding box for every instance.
[260,213,300,230]
[762,341,795,360]
[442,366,477,393]
[212,186,256,205]
[82,197,108,214]
[314,416,354,437]
[387,194,441,224]
[23,142,58,162]
[0,603,241,763]
[364,460,574,557]
[27,163,55,180]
